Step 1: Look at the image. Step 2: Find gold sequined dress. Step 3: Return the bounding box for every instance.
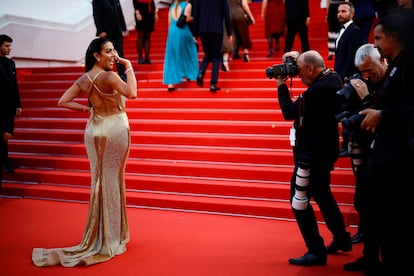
[32,72,131,267]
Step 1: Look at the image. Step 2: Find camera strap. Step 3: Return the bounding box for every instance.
[299,94,304,127]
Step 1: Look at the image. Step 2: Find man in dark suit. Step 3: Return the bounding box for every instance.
[192,0,232,92]
[334,2,362,82]
[0,34,22,189]
[92,0,128,80]
[358,12,414,275]
[334,2,362,158]
[284,0,310,53]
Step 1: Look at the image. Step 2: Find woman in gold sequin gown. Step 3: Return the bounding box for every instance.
[32,37,137,267]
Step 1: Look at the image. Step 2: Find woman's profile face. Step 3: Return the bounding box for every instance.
[98,41,116,70]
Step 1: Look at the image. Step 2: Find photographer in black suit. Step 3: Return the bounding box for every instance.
[336,43,387,273]
[270,50,351,266]
[358,12,414,275]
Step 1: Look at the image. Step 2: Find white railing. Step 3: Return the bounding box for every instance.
[0,0,134,68]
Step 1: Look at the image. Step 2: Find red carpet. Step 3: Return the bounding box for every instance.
[0,197,363,275]
[2,0,358,225]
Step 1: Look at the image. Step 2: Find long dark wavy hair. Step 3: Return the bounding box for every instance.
[84,37,110,72]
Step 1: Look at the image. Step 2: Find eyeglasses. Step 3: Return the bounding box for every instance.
[297,64,309,72]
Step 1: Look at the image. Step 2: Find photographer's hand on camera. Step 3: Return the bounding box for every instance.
[359,108,382,133]
[282,51,300,62]
[350,78,369,100]
[275,75,287,86]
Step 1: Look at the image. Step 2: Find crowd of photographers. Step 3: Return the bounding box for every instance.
[267,3,414,275]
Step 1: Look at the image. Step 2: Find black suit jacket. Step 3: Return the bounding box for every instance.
[192,0,232,37]
[334,22,362,81]
[285,0,309,23]
[92,0,127,37]
[0,56,21,134]
[278,69,342,167]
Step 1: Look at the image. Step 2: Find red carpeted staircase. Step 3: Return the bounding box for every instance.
[2,1,358,224]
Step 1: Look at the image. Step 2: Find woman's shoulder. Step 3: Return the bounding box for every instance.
[73,73,91,92]
[76,71,116,90]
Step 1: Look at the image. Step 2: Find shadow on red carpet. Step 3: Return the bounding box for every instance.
[0,197,363,276]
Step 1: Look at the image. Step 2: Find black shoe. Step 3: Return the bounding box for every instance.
[351,232,364,244]
[144,59,152,64]
[327,55,334,61]
[210,84,220,92]
[138,58,145,64]
[3,163,14,174]
[339,148,350,157]
[167,85,176,92]
[326,235,352,254]
[266,49,274,57]
[233,52,240,59]
[196,74,204,87]
[343,256,366,271]
[289,252,327,266]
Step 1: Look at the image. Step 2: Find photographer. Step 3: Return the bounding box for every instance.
[339,44,387,273]
[271,50,351,266]
[357,13,414,275]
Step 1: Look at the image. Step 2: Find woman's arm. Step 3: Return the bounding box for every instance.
[58,81,90,112]
[242,0,255,24]
[111,57,137,99]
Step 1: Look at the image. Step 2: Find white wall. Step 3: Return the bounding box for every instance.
[0,0,134,68]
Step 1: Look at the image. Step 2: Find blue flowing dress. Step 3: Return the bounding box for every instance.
[163,2,199,85]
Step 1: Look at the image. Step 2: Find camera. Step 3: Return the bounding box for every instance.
[336,111,365,133]
[265,56,299,79]
[336,73,366,115]
[336,73,372,167]
[335,73,369,129]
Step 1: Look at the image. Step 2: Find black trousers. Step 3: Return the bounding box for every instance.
[0,139,6,188]
[284,19,310,53]
[199,32,223,85]
[365,157,414,275]
[290,162,348,256]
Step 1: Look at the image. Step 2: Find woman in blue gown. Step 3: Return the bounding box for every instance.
[163,0,199,91]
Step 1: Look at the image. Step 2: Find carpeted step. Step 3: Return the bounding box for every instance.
[1,182,357,225]
[8,140,352,168]
[6,154,354,186]
[3,170,351,202]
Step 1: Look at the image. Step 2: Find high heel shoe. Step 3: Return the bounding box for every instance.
[221,60,230,71]
[243,53,250,62]
[167,85,176,91]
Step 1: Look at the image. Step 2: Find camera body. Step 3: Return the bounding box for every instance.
[265,56,299,79]
[336,111,365,136]
[336,73,371,166]
[336,73,368,133]
[336,73,366,115]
